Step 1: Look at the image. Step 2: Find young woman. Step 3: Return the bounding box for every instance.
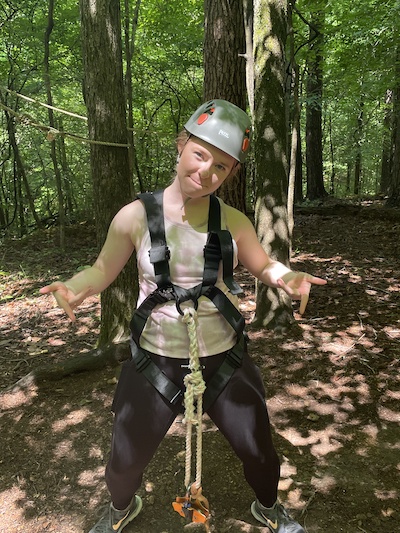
[41,100,326,533]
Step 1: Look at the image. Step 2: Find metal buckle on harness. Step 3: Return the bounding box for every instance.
[149,244,170,263]
[174,284,202,316]
[157,286,176,301]
[133,350,152,372]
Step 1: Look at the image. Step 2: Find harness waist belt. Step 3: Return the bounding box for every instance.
[130,336,246,411]
[130,340,183,406]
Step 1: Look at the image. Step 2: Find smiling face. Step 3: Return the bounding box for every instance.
[175,136,237,200]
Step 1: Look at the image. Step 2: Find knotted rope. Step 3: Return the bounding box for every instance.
[182,306,206,490]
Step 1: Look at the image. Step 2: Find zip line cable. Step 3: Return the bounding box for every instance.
[4,87,88,121]
[1,88,129,148]
[1,86,175,147]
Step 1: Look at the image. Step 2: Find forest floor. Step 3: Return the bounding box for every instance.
[0,201,399,533]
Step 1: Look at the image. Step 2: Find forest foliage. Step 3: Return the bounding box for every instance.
[1,0,399,238]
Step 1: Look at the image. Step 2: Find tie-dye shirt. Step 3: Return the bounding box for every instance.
[135,199,239,358]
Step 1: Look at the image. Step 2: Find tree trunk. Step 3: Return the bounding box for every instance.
[287,3,301,240]
[252,0,294,331]
[5,108,42,233]
[380,90,393,195]
[294,129,303,203]
[44,0,65,250]
[58,117,76,218]
[123,0,141,192]
[243,0,254,116]
[305,9,327,200]
[387,46,400,207]
[203,0,248,212]
[80,0,138,346]
[328,113,335,195]
[353,97,364,196]
[346,162,351,193]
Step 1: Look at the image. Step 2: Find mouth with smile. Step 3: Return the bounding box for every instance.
[189,175,207,188]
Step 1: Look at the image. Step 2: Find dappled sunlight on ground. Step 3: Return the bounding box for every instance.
[1,215,399,532]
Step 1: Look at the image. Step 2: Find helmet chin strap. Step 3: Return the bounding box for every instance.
[180,196,192,209]
[180,194,212,210]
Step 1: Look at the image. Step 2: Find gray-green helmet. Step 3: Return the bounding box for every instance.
[184,99,252,163]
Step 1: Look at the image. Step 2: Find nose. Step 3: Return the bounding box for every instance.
[199,161,212,179]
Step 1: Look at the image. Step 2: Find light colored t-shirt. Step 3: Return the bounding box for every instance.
[135,201,239,358]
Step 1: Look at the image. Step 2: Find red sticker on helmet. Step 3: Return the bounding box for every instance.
[197,113,209,125]
[242,138,250,152]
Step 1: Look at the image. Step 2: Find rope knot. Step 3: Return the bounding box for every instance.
[181,305,206,490]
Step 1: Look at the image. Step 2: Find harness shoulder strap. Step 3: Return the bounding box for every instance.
[208,194,221,232]
[204,196,242,295]
[137,190,171,288]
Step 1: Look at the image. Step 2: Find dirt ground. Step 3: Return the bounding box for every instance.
[0,204,399,533]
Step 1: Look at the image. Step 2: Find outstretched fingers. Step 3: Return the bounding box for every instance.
[299,293,309,315]
[53,290,76,321]
[40,283,92,321]
[278,272,327,314]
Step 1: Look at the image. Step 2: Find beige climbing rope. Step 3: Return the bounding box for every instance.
[182,306,206,490]
[172,306,210,530]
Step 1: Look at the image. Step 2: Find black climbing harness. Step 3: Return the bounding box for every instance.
[129,190,247,411]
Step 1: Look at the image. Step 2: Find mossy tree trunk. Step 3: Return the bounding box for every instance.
[252,0,294,331]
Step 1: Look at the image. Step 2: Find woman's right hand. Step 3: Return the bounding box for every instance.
[40,282,91,321]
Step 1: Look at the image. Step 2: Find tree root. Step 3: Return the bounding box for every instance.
[6,341,131,392]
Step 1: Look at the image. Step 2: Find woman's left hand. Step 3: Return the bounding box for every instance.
[277,271,327,314]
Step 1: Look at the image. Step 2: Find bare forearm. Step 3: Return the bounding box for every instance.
[64,266,110,296]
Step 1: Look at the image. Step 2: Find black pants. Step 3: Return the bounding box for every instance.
[105,350,280,510]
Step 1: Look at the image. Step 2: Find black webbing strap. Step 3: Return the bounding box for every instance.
[203,335,246,411]
[138,191,171,289]
[202,232,221,288]
[207,194,221,232]
[130,337,245,411]
[204,195,242,295]
[130,340,183,406]
[203,231,242,295]
[130,286,176,346]
[203,285,245,338]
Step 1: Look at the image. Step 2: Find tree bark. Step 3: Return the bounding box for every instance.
[80,0,137,346]
[123,0,141,192]
[387,46,400,207]
[44,0,65,250]
[252,0,294,331]
[203,0,248,212]
[5,108,42,233]
[305,9,327,200]
[380,90,392,195]
[353,97,364,195]
[243,0,254,116]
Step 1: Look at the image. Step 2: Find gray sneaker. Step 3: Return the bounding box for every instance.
[89,495,143,533]
[251,500,305,533]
